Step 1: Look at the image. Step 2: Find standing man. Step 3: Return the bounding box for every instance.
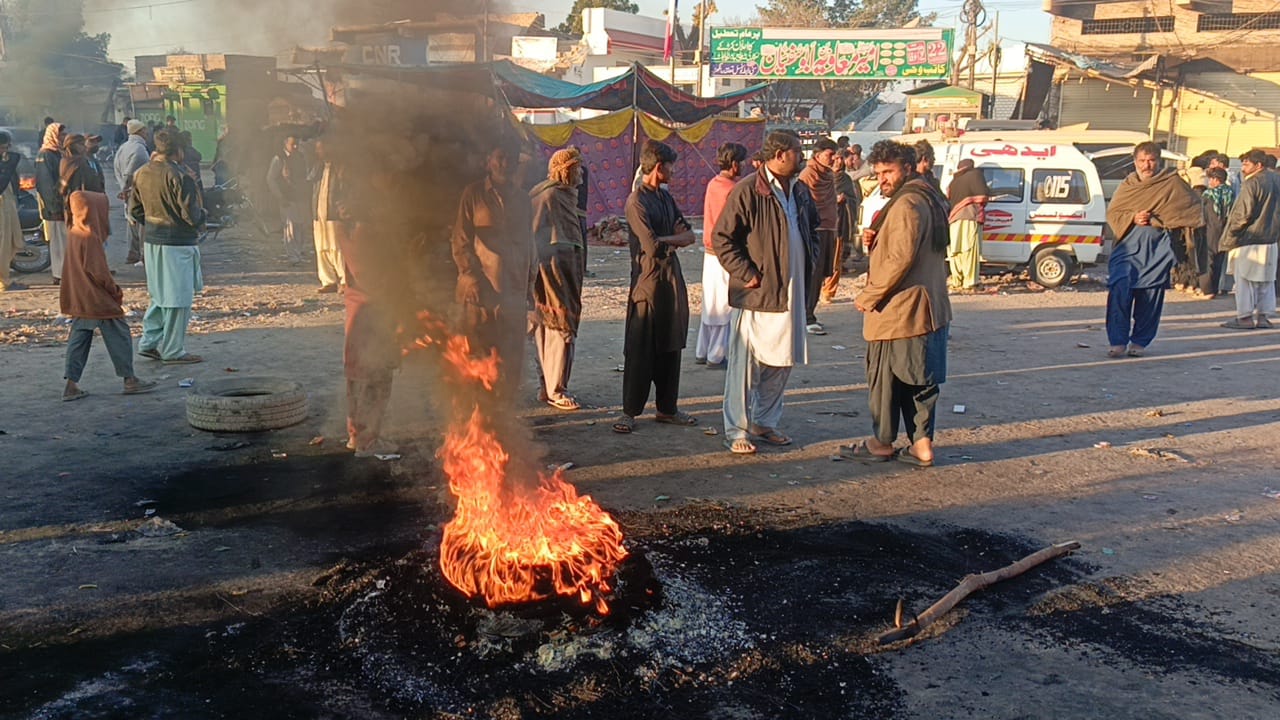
[1209,153,1241,198]
[798,137,838,335]
[1104,142,1204,356]
[696,142,748,368]
[310,138,346,293]
[267,136,310,264]
[113,116,130,150]
[451,145,532,397]
[612,139,697,433]
[0,131,27,292]
[1220,149,1280,329]
[130,129,207,365]
[845,140,952,467]
[823,150,860,301]
[1198,167,1232,298]
[915,140,940,189]
[712,130,819,454]
[114,119,151,266]
[945,159,989,291]
[34,122,67,284]
[529,147,587,411]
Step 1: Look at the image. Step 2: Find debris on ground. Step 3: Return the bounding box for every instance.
[1129,447,1189,463]
[137,517,184,538]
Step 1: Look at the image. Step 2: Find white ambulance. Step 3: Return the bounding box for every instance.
[859,136,1112,287]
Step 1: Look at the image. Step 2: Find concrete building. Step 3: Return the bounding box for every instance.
[1025,0,1280,156]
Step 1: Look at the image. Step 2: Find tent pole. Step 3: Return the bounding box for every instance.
[631,62,640,183]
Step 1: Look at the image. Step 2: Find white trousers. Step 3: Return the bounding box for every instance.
[723,308,792,441]
[1235,279,1277,317]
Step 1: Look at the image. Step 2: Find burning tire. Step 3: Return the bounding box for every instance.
[186,377,309,433]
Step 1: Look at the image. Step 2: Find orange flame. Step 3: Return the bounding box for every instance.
[412,311,629,613]
[438,409,628,613]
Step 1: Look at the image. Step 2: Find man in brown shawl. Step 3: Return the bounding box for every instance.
[451,145,533,398]
[529,148,586,411]
[1104,142,1205,357]
[798,137,839,335]
[945,159,989,290]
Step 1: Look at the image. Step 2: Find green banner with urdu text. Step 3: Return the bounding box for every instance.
[710,27,953,80]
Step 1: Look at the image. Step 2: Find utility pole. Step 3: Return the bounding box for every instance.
[959,0,986,90]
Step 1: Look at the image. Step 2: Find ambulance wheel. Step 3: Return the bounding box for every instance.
[1030,249,1074,288]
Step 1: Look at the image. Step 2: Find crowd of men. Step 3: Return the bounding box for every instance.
[7,112,1276,462]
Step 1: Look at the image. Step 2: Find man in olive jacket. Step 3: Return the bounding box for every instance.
[129,129,206,364]
[711,130,820,454]
[1220,149,1280,329]
[845,140,952,467]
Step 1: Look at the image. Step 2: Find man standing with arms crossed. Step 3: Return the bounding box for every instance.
[844,140,952,467]
[613,139,697,434]
[712,131,819,454]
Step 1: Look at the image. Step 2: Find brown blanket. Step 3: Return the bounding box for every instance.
[1106,168,1204,240]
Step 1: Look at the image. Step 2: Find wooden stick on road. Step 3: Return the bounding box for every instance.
[877,540,1082,646]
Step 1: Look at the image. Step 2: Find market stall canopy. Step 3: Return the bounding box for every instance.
[490,61,767,123]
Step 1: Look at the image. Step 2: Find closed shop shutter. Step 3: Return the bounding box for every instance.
[1174,72,1280,155]
[1058,80,1153,133]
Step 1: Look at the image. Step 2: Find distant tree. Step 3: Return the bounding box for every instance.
[0,0,123,125]
[756,0,828,28]
[557,0,640,36]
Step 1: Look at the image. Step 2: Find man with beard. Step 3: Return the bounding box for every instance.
[451,145,532,398]
[34,122,68,284]
[130,129,207,364]
[696,142,748,368]
[843,140,952,467]
[798,137,838,335]
[1104,142,1204,356]
[613,140,697,434]
[1220,149,1280,329]
[529,147,587,411]
[945,159,990,291]
[712,130,819,454]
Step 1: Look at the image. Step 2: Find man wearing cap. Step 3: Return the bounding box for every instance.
[114,119,151,266]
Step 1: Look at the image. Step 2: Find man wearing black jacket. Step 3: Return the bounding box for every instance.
[712,130,820,454]
[130,130,207,364]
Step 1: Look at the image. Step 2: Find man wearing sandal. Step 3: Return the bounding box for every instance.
[1220,149,1280,330]
[711,131,819,454]
[613,140,697,434]
[844,140,951,467]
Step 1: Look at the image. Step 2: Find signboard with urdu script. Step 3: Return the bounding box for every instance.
[710,27,953,80]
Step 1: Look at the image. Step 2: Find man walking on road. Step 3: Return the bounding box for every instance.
[114,120,151,266]
[798,137,838,335]
[712,130,819,454]
[1220,149,1280,329]
[613,139,698,434]
[843,140,952,467]
[130,129,206,364]
[1104,142,1204,356]
[945,159,989,290]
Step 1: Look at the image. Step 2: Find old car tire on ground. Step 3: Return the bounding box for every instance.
[10,231,50,274]
[186,377,309,432]
[1030,248,1075,288]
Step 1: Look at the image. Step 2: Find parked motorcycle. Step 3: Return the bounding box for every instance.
[9,187,49,274]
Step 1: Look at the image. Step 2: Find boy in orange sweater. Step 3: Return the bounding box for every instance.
[60,190,156,401]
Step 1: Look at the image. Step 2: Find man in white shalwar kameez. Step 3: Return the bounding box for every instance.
[711,131,820,454]
[1220,150,1280,330]
[696,143,748,367]
[310,139,346,293]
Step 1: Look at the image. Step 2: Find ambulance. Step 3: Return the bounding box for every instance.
[856,129,1185,287]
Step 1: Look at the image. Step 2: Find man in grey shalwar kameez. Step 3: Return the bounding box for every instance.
[712,131,820,454]
[130,129,206,364]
